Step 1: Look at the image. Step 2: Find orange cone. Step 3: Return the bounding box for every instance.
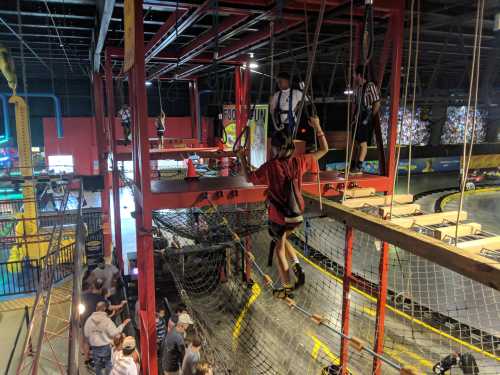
[185,158,199,180]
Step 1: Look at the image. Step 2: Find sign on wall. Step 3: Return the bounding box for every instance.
[223,104,269,168]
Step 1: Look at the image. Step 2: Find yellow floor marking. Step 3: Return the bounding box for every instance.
[232,282,261,350]
[296,251,500,362]
[394,344,434,369]
[384,347,423,375]
[308,334,355,375]
[440,186,500,210]
[362,307,376,317]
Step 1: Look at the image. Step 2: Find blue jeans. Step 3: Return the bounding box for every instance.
[91,345,112,375]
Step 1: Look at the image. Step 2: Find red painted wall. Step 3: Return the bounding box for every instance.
[43,117,99,175]
[44,116,211,175]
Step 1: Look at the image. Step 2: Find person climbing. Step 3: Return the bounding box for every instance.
[117,104,132,145]
[270,72,304,136]
[238,116,328,298]
[351,65,380,174]
[156,111,166,149]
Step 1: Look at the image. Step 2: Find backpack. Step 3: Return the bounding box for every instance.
[268,158,305,224]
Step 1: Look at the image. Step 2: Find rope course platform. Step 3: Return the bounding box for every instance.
[153,192,500,375]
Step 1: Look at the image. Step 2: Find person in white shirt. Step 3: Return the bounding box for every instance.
[84,302,131,375]
[270,72,304,134]
[111,336,139,375]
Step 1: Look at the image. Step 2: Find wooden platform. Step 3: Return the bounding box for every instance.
[117,147,235,161]
[148,172,391,209]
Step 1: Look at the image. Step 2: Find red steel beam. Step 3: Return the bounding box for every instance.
[144,8,189,61]
[92,73,112,259]
[372,241,389,375]
[128,0,157,373]
[340,225,353,374]
[386,6,405,183]
[104,49,124,271]
[145,0,211,63]
[377,15,394,89]
[218,19,302,61]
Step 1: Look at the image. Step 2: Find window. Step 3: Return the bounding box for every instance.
[48,154,74,174]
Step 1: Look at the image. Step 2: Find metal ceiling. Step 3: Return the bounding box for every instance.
[0,0,498,101]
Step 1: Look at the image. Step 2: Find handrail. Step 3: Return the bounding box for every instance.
[68,182,84,375]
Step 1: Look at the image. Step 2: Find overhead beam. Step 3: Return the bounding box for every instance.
[457,236,500,252]
[304,194,500,292]
[93,0,116,72]
[144,1,210,63]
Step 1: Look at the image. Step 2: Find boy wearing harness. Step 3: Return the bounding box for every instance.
[238,116,328,298]
[270,72,304,135]
[117,104,132,145]
[156,111,166,149]
[351,65,381,174]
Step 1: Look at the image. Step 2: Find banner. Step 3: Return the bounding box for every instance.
[223,105,269,168]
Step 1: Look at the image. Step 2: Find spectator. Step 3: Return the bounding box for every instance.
[111,336,138,375]
[156,305,167,350]
[194,362,213,375]
[112,334,125,365]
[181,336,202,375]
[88,258,120,296]
[81,279,107,324]
[84,301,131,375]
[161,313,193,375]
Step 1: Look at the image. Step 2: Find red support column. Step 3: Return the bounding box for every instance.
[126,0,157,373]
[386,5,405,184]
[92,73,112,258]
[340,225,353,375]
[104,50,124,271]
[372,241,389,375]
[377,16,394,90]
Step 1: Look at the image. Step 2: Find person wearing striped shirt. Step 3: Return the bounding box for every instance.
[351,65,381,174]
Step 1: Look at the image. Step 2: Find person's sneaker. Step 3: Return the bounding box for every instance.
[350,167,362,175]
[273,285,294,299]
[292,263,305,288]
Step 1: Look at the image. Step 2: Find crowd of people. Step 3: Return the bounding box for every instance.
[440,106,487,144]
[80,257,213,375]
[380,106,431,145]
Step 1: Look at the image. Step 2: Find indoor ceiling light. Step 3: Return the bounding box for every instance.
[145,81,153,87]
[248,52,258,69]
[344,88,354,95]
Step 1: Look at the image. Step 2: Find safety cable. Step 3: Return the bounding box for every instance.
[406,0,421,194]
[157,77,163,114]
[455,0,485,244]
[388,0,416,217]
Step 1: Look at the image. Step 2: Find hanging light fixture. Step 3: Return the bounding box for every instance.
[249,52,258,69]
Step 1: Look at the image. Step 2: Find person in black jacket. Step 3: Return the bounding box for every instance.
[161,313,193,375]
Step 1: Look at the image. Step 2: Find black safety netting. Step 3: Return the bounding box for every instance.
[153,202,500,375]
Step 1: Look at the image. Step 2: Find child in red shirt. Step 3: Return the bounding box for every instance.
[239,116,328,298]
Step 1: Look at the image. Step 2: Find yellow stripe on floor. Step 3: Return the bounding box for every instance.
[309,334,355,375]
[296,251,500,362]
[232,282,261,350]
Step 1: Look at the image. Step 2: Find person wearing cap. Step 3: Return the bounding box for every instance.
[193,362,213,375]
[161,312,194,375]
[270,72,304,135]
[84,301,131,375]
[110,336,139,375]
[238,116,328,299]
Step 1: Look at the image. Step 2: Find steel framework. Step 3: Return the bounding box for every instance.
[92,0,404,373]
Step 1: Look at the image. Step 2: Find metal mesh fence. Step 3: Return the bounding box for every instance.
[152,197,500,374]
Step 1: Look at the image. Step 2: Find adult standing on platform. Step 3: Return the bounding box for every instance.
[351,65,381,174]
[270,72,304,135]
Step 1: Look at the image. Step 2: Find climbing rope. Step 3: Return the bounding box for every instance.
[455,0,485,244]
[406,0,421,194]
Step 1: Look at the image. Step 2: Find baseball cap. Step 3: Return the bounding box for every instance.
[122,336,136,350]
[178,312,193,325]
